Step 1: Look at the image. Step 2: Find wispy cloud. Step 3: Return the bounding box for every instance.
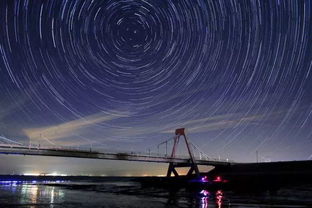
[187,114,263,133]
[161,113,265,134]
[23,112,129,142]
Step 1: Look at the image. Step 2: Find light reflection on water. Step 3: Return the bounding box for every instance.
[200,196,209,208]
[0,180,312,208]
[216,190,223,208]
[0,181,65,208]
[0,180,226,208]
[199,190,224,208]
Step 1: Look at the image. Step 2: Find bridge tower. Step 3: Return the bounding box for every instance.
[167,128,200,177]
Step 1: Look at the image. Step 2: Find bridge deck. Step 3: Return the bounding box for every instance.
[0,145,233,166]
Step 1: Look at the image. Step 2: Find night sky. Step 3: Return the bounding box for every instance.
[0,0,312,175]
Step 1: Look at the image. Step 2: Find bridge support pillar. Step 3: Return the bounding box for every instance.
[167,128,199,177]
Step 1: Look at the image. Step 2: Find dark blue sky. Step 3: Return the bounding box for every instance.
[0,0,312,175]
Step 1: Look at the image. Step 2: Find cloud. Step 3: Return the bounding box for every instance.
[187,114,262,133]
[23,112,129,143]
[161,113,265,134]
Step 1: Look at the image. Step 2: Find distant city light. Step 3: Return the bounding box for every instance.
[23,173,40,176]
[23,172,67,176]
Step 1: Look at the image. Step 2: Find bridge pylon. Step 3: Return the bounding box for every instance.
[167,128,200,177]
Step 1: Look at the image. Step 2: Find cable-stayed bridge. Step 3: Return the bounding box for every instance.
[0,128,235,177]
[0,144,231,166]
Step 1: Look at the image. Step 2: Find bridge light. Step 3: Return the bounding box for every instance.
[213,176,222,182]
[201,176,209,182]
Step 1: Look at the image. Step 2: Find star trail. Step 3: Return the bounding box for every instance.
[0,0,312,174]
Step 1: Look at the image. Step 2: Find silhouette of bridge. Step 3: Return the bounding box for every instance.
[0,128,235,177]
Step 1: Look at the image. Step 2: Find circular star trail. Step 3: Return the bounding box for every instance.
[0,0,311,161]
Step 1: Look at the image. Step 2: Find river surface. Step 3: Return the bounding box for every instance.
[0,177,312,208]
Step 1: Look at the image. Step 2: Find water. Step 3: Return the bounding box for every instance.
[0,177,312,208]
